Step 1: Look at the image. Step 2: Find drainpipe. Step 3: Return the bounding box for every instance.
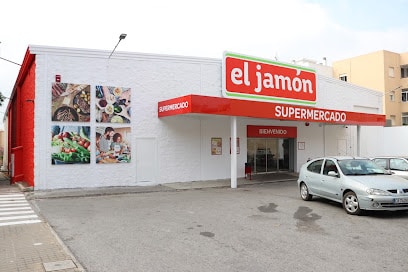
[322,123,326,156]
[357,125,361,156]
[231,117,237,188]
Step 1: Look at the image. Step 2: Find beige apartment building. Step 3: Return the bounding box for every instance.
[333,50,408,126]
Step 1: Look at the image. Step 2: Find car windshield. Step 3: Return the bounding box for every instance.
[337,159,387,176]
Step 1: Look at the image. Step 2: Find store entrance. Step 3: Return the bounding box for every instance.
[247,138,292,173]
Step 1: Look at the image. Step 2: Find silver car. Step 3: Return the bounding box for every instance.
[371,156,408,179]
[297,156,408,215]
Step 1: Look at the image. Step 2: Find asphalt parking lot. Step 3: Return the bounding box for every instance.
[32,180,408,272]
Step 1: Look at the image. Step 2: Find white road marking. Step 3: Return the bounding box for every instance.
[0,206,31,211]
[0,203,30,207]
[0,220,42,227]
[0,210,35,216]
[0,199,26,205]
[0,214,38,221]
[0,193,41,227]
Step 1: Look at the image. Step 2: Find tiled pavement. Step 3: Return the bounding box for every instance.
[0,175,84,272]
[0,223,82,272]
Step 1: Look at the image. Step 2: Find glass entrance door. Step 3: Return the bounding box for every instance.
[247,138,291,173]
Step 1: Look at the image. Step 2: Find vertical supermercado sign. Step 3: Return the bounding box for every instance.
[222,52,317,106]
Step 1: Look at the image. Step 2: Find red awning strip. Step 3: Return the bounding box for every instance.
[158,94,386,126]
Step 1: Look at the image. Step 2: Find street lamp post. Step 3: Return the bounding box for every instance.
[108,34,127,58]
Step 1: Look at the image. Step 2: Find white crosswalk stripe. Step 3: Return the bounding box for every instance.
[0,193,41,227]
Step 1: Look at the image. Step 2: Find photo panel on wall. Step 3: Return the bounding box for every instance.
[51,83,91,122]
[96,126,131,164]
[51,125,91,164]
[95,85,131,123]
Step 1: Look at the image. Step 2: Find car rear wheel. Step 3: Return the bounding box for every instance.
[343,192,362,215]
[300,183,312,201]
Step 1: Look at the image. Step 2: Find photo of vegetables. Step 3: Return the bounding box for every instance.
[52,83,91,122]
[95,85,131,123]
[51,126,91,164]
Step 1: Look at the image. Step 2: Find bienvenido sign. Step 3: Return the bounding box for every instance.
[247,125,297,138]
[222,52,317,106]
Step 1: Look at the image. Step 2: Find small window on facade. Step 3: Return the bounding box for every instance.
[401,67,408,78]
[389,67,395,77]
[402,89,408,102]
[339,74,347,82]
[385,115,397,127]
[402,112,408,125]
[389,91,395,102]
[390,115,396,126]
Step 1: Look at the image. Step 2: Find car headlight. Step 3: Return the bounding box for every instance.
[366,188,392,196]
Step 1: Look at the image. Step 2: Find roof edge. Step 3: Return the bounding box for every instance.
[28,44,221,64]
[4,47,35,119]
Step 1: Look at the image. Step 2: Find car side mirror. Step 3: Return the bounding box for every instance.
[328,171,339,177]
[384,170,394,175]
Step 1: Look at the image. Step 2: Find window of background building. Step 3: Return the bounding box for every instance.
[401,66,408,78]
[389,91,395,102]
[339,74,347,82]
[389,67,395,77]
[390,115,396,126]
[402,112,408,125]
[402,89,408,102]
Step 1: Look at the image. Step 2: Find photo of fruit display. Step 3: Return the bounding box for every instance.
[51,83,91,122]
[95,85,131,123]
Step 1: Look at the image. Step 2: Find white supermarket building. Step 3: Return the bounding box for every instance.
[4,45,387,190]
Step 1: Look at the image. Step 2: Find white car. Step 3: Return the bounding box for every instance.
[297,156,408,215]
[371,156,408,180]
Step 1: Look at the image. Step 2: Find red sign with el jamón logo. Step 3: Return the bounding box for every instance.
[223,52,316,106]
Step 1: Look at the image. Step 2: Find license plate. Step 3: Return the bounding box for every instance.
[394,198,408,204]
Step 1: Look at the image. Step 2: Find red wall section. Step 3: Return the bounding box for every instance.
[18,62,36,186]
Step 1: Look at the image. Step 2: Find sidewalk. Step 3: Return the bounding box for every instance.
[0,174,84,272]
[28,172,298,200]
[0,172,297,272]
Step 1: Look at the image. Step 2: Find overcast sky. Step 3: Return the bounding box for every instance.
[1,0,408,126]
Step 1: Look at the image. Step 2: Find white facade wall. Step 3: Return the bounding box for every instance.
[360,126,408,157]
[383,127,408,155]
[315,75,382,113]
[360,126,385,157]
[31,45,384,190]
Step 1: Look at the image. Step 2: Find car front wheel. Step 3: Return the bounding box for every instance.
[343,191,362,215]
[300,183,312,201]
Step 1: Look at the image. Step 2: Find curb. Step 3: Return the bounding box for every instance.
[43,219,87,272]
[16,173,299,199]
[16,181,34,192]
